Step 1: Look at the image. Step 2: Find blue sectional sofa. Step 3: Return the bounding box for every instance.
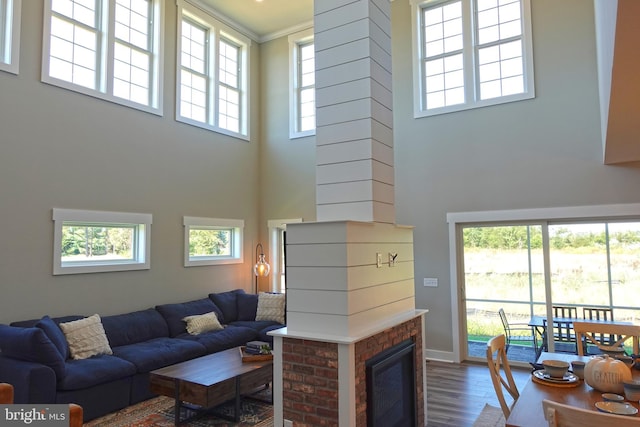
[0,289,284,421]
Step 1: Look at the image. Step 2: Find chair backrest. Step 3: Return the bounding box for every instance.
[0,383,83,427]
[582,307,615,345]
[486,334,519,418]
[498,308,510,335]
[543,399,640,426]
[573,321,640,356]
[552,305,577,319]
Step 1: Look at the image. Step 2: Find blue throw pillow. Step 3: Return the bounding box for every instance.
[35,315,69,360]
[0,325,66,378]
[236,293,259,321]
[209,289,245,323]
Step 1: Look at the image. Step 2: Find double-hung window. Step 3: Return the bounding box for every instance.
[52,208,152,275]
[42,0,163,114]
[177,1,250,140]
[289,28,315,138]
[0,0,21,74]
[411,0,534,117]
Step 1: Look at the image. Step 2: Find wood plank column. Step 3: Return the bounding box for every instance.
[314,0,395,224]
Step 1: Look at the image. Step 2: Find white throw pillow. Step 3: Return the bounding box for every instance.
[255,292,285,324]
[183,311,224,335]
[59,314,113,360]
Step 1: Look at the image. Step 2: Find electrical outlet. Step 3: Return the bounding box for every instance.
[284,420,293,427]
[376,252,382,268]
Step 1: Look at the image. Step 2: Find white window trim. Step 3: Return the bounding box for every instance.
[410,0,535,118]
[183,216,244,267]
[0,0,21,74]
[446,203,640,363]
[52,208,152,275]
[288,28,315,139]
[41,0,164,115]
[176,0,251,141]
[268,218,303,292]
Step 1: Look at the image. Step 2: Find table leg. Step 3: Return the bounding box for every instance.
[174,378,181,426]
[234,376,241,422]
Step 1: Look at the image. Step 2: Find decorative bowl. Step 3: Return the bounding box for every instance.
[542,359,570,378]
[623,380,640,402]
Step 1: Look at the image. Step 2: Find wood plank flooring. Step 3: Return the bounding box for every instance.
[426,360,531,427]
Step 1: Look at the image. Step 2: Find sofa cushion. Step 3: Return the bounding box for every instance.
[183,311,224,335]
[111,337,206,373]
[0,325,66,378]
[59,314,113,360]
[256,292,286,324]
[101,308,169,347]
[209,289,245,323]
[57,355,136,391]
[230,320,281,332]
[156,298,223,337]
[35,315,69,360]
[175,325,258,353]
[236,293,259,321]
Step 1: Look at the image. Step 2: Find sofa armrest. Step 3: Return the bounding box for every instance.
[0,356,57,403]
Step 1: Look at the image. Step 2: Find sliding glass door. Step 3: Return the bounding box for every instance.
[461,220,640,364]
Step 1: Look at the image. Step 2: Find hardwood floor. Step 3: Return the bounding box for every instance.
[425,360,531,427]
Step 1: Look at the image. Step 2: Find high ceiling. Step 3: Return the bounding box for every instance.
[200,0,314,41]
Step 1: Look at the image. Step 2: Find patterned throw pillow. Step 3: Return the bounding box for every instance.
[255,292,285,324]
[59,314,113,360]
[182,311,224,335]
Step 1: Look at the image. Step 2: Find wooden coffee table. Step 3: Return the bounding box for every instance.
[149,346,272,425]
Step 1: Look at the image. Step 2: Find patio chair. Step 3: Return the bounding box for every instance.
[498,308,538,355]
[542,318,578,354]
[543,399,640,426]
[552,305,578,319]
[0,383,83,427]
[486,334,520,418]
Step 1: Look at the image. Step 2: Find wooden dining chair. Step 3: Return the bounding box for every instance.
[486,334,520,418]
[543,399,640,426]
[582,307,615,346]
[573,321,640,356]
[0,383,83,427]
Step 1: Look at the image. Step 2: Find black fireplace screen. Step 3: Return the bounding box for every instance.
[365,339,417,427]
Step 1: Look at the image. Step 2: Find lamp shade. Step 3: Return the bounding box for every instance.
[254,243,270,277]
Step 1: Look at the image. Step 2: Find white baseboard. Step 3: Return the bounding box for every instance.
[424,348,454,362]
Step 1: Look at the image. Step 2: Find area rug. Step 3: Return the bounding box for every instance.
[84,388,273,427]
[472,403,505,427]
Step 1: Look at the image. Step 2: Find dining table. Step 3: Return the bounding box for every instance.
[505,351,640,427]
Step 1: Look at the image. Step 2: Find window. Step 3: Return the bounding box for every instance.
[176,1,250,139]
[42,0,163,114]
[52,208,152,275]
[411,0,534,117]
[183,216,244,267]
[289,28,315,138]
[268,218,302,293]
[0,0,21,74]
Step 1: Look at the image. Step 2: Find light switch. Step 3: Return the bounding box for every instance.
[424,278,438,287]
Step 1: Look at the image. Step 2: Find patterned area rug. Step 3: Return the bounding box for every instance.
[85,388,273,427]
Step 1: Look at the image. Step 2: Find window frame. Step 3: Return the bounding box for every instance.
[183,216,244,267]
[41,0,164,115]
[52,208,152,275]
[0,0,21,74]
[410,0,535,118]
[288,28,315,139]
[176,0,251,140]
[268,218,302,293]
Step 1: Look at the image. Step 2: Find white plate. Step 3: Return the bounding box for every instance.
[532,369,579,384]
[595,401,639,416]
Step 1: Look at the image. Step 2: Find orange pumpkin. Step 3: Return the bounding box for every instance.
[584,354,632,393]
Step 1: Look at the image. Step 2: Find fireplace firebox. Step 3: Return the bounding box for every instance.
[365,339,417,427]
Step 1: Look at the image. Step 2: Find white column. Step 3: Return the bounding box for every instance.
[314,0,395,224]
